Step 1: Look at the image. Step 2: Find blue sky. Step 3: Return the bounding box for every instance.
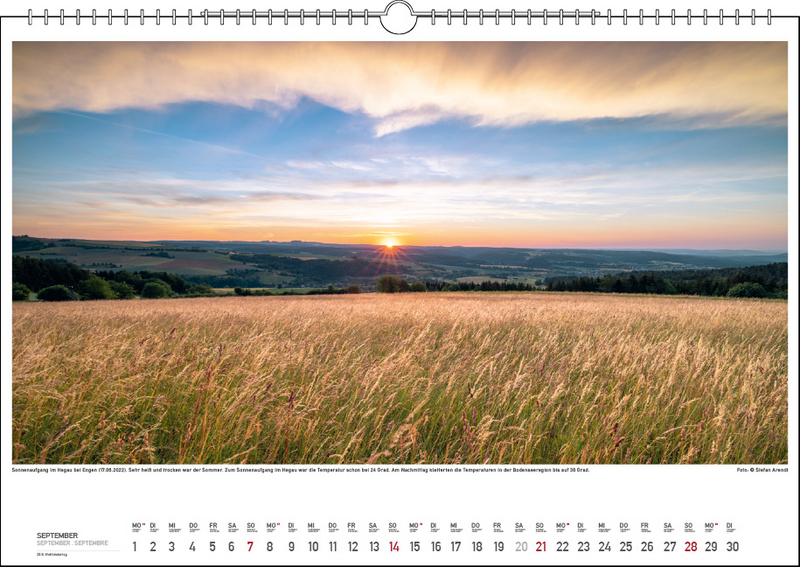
[12,42,788,249]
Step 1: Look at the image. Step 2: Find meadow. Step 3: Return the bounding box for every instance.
[11,293,788,465]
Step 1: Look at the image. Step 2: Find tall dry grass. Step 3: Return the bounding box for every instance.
[12,293,788,464]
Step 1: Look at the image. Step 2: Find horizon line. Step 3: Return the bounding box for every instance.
[12,235,788,255]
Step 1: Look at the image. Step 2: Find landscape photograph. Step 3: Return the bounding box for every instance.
[10,41,788,465]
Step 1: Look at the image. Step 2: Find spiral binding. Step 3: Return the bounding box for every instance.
[26,6,773,28]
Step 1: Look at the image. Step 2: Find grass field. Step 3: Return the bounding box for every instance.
[11,293,787,465]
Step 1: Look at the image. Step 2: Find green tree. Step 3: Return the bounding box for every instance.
[410,282,427,292]
[376,275,400,293]
[662,280,679,295]
[109,281,137,299]
[12,282,31,301]
[190,284,216,296]
[12,255,91,292]
[141,281,172,299]
[727,282,768,298]
[37,285,74,302]
[78,275,116,300]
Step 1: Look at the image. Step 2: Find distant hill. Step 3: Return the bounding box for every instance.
[14,235,788,289]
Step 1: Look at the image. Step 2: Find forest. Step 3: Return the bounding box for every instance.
[544,263,787,298]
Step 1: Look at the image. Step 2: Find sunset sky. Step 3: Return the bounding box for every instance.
[12,42,788,249]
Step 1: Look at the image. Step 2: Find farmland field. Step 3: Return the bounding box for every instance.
[12,293,787,465]
[17,246,251,275]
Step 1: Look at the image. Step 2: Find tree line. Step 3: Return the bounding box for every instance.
[544,262,787,298]
[233,284,361,296]
[12,256,215,301]
[185,270,270,289]
[376,275,534,293]
[376,263,787,298]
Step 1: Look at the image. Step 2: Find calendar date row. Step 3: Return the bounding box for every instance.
[132,540,740,553]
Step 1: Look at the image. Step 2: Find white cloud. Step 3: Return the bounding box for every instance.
[13,42,787,135]
[330,160,373,171]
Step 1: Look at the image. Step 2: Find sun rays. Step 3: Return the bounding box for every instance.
[360,241,414,278]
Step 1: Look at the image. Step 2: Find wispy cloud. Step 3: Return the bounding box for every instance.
[330,160,373,172]
[57,110,263,158]
[13,156,785,240]
[14,42,787,134]
[13,114,59,135]
[286,160,326,170]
